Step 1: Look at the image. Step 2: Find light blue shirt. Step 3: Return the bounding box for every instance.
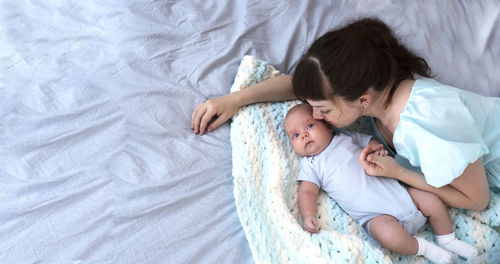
[297,132,419,226]
[394,78,500,188]
[347,78,500,189]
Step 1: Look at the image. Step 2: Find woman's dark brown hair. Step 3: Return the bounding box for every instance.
[293,17,431,107]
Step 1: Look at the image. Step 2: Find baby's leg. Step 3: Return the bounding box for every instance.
[407,187,452,235]
[369,215,418,254]
[369,215,452,263]
[407,187,478,259]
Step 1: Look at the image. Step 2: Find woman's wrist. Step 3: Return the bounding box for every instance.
[228,91,242,108]
[391,163,407,180]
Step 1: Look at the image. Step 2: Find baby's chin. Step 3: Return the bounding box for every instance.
[294,148,310,157]
[296,148,321,157]
[305,143,330,157]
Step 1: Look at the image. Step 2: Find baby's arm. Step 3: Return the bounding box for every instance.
[368,139,388,157]
[298,181,320,234]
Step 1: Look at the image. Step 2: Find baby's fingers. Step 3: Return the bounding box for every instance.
[371,143,384,152]
[304,224,318,234]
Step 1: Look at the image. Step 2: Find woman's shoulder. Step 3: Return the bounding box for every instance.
[396,77,494,147]
[405,78,467,111]
[412,77,487,98]
[413,77,460,93]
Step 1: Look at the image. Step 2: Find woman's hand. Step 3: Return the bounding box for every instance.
[191,75,296,135]
[191,94,239,135]
[359,144,402,178]
[302,216,319,234]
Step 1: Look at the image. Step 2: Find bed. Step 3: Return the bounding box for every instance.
[1,0,499,263]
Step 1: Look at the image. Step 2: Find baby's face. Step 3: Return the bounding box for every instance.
[284,105,333,157]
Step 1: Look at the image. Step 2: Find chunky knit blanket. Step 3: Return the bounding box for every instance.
[230,56,500,264]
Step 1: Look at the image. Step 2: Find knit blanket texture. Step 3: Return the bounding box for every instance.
[230,56,500,264]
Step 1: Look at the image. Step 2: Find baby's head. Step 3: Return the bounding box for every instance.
[284,104,334,157]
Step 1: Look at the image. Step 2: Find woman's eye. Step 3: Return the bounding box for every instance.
[320,110,331,114]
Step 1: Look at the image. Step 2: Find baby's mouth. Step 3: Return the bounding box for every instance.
[305,140,313,148]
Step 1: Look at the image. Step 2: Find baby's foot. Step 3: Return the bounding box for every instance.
[415,236,453,264]
[437,232,478,259]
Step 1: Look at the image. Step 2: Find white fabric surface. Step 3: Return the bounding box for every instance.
[0,0,499,263]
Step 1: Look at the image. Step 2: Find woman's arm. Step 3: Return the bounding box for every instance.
[393,159,489,210]
[298,181,320,233]
[359,145,490,210]
[191,74,295,134]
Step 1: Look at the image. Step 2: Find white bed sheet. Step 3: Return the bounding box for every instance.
[1,0,498,263]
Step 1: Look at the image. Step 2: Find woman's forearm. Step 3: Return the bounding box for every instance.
[394,164,488,210]
[233,74,296,107]
[397,169,470,208]
[360,152,489,210]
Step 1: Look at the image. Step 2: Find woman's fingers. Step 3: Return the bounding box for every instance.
[359,145,371,165]
[207,114,227,132]
[191,104,202,130]
[367,153,378,162]
[199,107,218,135]
[192,105,208,134]
[192,95,238,134]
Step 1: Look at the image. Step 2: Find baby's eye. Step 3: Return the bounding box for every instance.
[307,124,313,129]
[293,133,299,139]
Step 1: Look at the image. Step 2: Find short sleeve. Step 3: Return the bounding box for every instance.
[297,158,321,187]
[351,131,372,148]
[393,81,490,187]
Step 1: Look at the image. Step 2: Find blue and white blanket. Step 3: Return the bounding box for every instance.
[230,56,500,264]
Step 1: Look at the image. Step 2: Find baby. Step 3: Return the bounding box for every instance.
[284,104,478,263]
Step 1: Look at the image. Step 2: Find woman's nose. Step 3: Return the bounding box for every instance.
[312,109,324,120]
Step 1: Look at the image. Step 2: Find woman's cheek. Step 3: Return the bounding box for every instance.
[325,114,339,126]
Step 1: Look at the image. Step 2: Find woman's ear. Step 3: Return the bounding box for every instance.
[359,93,371,108]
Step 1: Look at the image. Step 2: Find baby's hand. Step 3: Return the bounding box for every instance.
[372,148,388,157]
[302,216,319,234]
[360,144,401,178]
[367,143,388,157]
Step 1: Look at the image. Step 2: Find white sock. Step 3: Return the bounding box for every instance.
[437,232,478,259]
[415,236,453,264]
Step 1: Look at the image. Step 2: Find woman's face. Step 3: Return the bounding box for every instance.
[306,98,362,128]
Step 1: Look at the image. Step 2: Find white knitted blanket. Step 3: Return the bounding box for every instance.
[230,56,500,264]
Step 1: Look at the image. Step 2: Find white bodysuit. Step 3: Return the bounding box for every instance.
[297,131,426,239]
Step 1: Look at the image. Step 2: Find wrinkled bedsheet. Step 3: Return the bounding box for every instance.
[0,0,499,263]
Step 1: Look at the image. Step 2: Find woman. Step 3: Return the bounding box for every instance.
[191,18,499,211]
